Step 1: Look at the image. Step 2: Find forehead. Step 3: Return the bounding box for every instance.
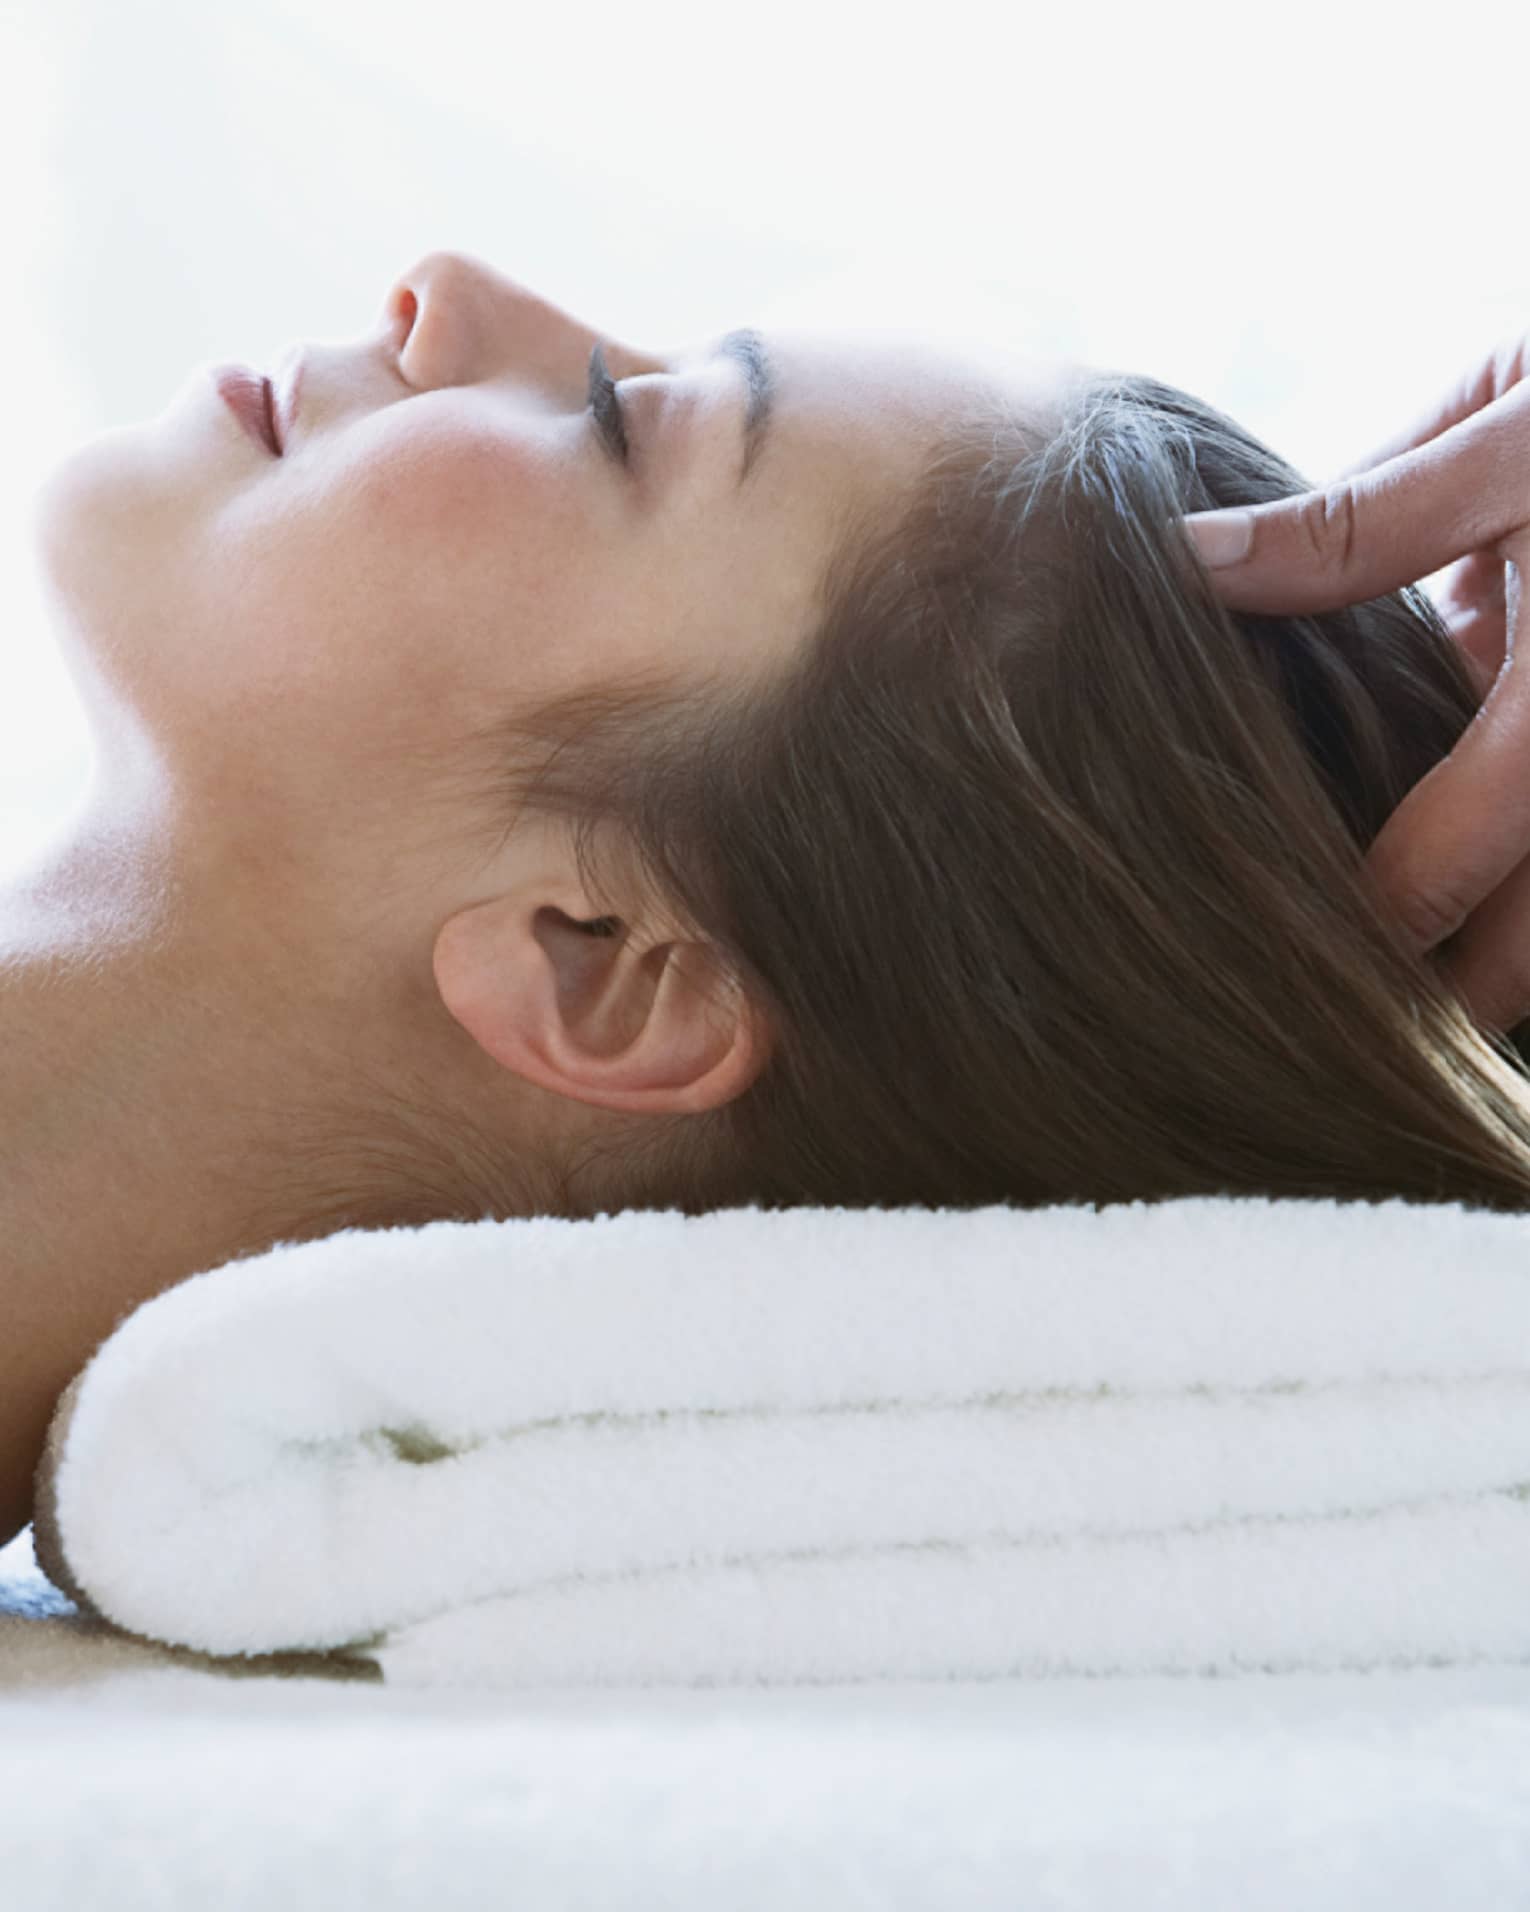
[788,320,1067,411]
[728,324,1081,480]
[656,313,1074,413]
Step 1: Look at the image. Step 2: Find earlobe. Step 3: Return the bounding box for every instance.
[432,893,771,1118]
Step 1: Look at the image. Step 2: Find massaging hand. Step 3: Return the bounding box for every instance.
[1185,340,1530,1037]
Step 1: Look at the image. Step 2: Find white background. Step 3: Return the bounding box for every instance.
[2,0,1528,877]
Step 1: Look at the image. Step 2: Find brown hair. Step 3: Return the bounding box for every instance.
[454,369,1530,1219]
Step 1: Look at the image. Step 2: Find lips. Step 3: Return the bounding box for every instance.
[211,364,281,456]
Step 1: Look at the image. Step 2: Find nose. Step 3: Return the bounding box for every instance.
[380,248,624,393]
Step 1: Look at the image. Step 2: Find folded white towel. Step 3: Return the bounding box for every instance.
[30,1194,1530,1687]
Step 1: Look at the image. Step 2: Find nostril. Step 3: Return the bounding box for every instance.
[379,283,418,355]
[393,287,418,347]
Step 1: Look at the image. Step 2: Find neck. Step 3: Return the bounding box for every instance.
[0,780,535,1547]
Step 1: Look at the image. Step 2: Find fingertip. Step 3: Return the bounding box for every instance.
[1183,509,1255,570]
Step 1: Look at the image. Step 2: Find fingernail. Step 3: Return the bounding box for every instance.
[1185,510,1254,569]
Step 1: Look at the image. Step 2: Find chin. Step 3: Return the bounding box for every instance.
[28,434,183,747]
[30,420,152,600]
[30,361,226,614]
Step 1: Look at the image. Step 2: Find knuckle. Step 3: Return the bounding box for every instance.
[1305,484,1359,576]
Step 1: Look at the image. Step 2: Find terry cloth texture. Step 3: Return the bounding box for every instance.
[30,1194,1530,1688]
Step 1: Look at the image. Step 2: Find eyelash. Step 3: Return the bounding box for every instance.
[587,342,630,465]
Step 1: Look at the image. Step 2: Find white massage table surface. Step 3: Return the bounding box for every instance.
[4,1528,1529,1909]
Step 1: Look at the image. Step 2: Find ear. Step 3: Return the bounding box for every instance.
[431,893,772,1117]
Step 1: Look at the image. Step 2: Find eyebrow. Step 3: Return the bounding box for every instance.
[711,327,777,488]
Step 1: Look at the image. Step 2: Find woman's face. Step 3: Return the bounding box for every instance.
[30,249,1065,927]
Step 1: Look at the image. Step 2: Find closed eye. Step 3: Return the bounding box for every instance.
[587,342,630,466]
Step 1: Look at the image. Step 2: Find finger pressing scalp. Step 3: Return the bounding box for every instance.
[1180,377,1530,617]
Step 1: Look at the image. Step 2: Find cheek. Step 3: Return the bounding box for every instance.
[348,431,582,614]
[341,434,621,722]
[221,427,558,655]
[319,425,661,723]
[202,427,619,783]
